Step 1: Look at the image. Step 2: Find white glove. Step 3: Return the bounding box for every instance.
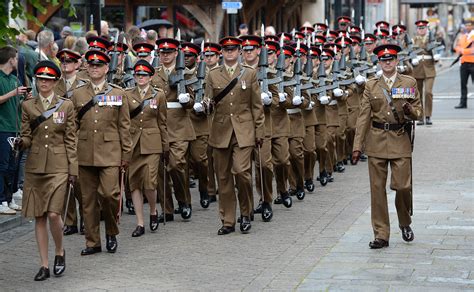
[292,96,303,106]
[193,102,204,113]
[433,54,441,62]
[319,95,330,105]
[355,75,366,85]
[305,101,315,110]
[397,65,406,73]
[261,92,272,106]
[278,92,287,103]
[333,88,344,97]
[411,57,419,66]
[178,93,190,104]
[376,70,383,78]
[372,65,378,70]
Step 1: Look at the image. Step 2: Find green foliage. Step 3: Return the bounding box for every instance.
[0,0,76,46]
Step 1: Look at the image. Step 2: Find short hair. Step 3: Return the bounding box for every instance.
[146,30,158,41]
[0,46,17,65]
[64,35,77,50]
[37,30,54,48]
[132,36,146,46]
[72,37,88,55]
[25,30,36,41]
[84,30,98,39]
[127,26,141,41]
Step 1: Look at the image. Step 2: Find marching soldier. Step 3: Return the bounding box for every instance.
[152,38,195,222]
[205,36,265,235]
[411,20,440,125]
[183,42,211,209]
[352,44,422,249]
[240,35,275,220]
[133,42,155,64]
[71,50,132,255]
[125,60,168,237]
[108,42,129,88]
[54,49,87,236]
[76,36,112,81]
[17,60,77,280]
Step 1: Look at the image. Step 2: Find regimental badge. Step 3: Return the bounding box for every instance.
[150,99,158,109]
[392,87,415,99]
[241,80,247,90]
[53,111,65,124]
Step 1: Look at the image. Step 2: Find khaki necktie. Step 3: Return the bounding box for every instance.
[165,69,171,76]
[386,78,393,89]
[140,90,147,98]
[42,98,50,110]
[94,86,100,94]
[66,80,71,91]
[228,67,234,77]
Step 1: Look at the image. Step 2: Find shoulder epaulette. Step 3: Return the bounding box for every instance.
[75,81,89,89]
[124,87,134,92]
[209,65,221,72]
[109,83,122,89]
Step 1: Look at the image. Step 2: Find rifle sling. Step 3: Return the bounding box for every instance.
[30,98,65,132]
[130,90,158,119]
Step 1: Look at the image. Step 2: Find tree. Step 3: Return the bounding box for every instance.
[0,0,76,46]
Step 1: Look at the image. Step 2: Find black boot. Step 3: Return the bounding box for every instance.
[455,98,467,109]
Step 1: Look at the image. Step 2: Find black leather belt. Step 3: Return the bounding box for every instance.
[372,121,404,131]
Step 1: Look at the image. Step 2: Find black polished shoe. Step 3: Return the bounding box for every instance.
[131,225,145,237]
[342,159,348,165]
[149,214,159,232]
[63,225,78,236]
[281,192,293,208]
[327,173,334,183]
[239,216,251,233]
[174,202,184,214]
[34,266,50,281]
[106,235,118,253]
[181,204,192,220]
[296,188,305,200]
[360,153,368,161]
[53,249,65,276]
[455,103,467,109]
[237,213,254,223]
[217,225,235,235]
[416,119,424,126]
[319,171,328,186]
[335,162,345,173]
[158,213,174,223]
[189,178,197,188]
[200,191,210,209]
[400,225,414,242]
[304,179,315,192]
[273,195,282,204]
[288,188,297,196]
[425,116,432,125]
[369,238,389,249]
[261,202,273,222]
[80,246,102,256]
[126,199,135,215]
[209,195,217,203]
[254,201,263,214]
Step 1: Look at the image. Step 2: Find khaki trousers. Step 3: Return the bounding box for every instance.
[189,135,209,193]
[303,125,316,180]
[336,114,348,162]
[416,77,434,117]
[315,124,328,173]
[271,136,290,194]
[368,157,412,241]
[214,134,253,227]
[326,126,338,174]
[254,137,273,204]
[79,166,120,248]
[288,137,304,191]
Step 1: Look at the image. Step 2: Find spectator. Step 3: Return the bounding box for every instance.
[51,43,60,66]
[146,30,158,46]
[101,20,110,40]
[17,33,40,81]
[0,46,27,215]
[63,35,77,50]
[84,30,98,40]
[238,23,249,37]
[24,30,38,50]
[72,37,88,56]
[56,26,73,50]
[265,26,276,36]
[36,30,55,61]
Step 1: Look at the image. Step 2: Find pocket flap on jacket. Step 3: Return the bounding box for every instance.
[103,132,120,141]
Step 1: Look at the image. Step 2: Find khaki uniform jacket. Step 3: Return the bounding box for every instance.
[325,70,345,127]
[20,95,78,176]
[284,72,308,138]
[206,64,265,148]
[54,76,87,99]
[71,82,132,166]
[269,70,292,137]
[302,80,318,127]
[151,65,196,142]
[125,86,169,154]
[353,74,422,159]
[412,35,436,79]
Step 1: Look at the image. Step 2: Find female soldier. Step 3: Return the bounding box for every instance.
[16,60,77,280]
[125,59,168,237]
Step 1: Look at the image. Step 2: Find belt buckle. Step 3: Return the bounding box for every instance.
[384,123,390,131]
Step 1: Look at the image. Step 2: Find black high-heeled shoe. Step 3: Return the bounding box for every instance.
[34,266,50,281]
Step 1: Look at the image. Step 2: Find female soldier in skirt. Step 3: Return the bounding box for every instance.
[16,60,78,280]
[125,60,168,237]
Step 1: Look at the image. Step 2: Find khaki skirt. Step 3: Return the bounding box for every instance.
[128,145,160,191]
[22,172,68,218]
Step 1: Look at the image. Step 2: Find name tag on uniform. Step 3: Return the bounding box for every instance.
[53,112,65,124]
[150,99,158,109]
[98,95,123,106]
[392,87,415,99]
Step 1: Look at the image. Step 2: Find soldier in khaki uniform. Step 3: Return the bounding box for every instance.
[54,49,87,236]
[18,60,77,280]
[125,60,168,237]
[205,37,265,235]
[352,44,422,249]
[71,50,132,255]
[411,20,439,125]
